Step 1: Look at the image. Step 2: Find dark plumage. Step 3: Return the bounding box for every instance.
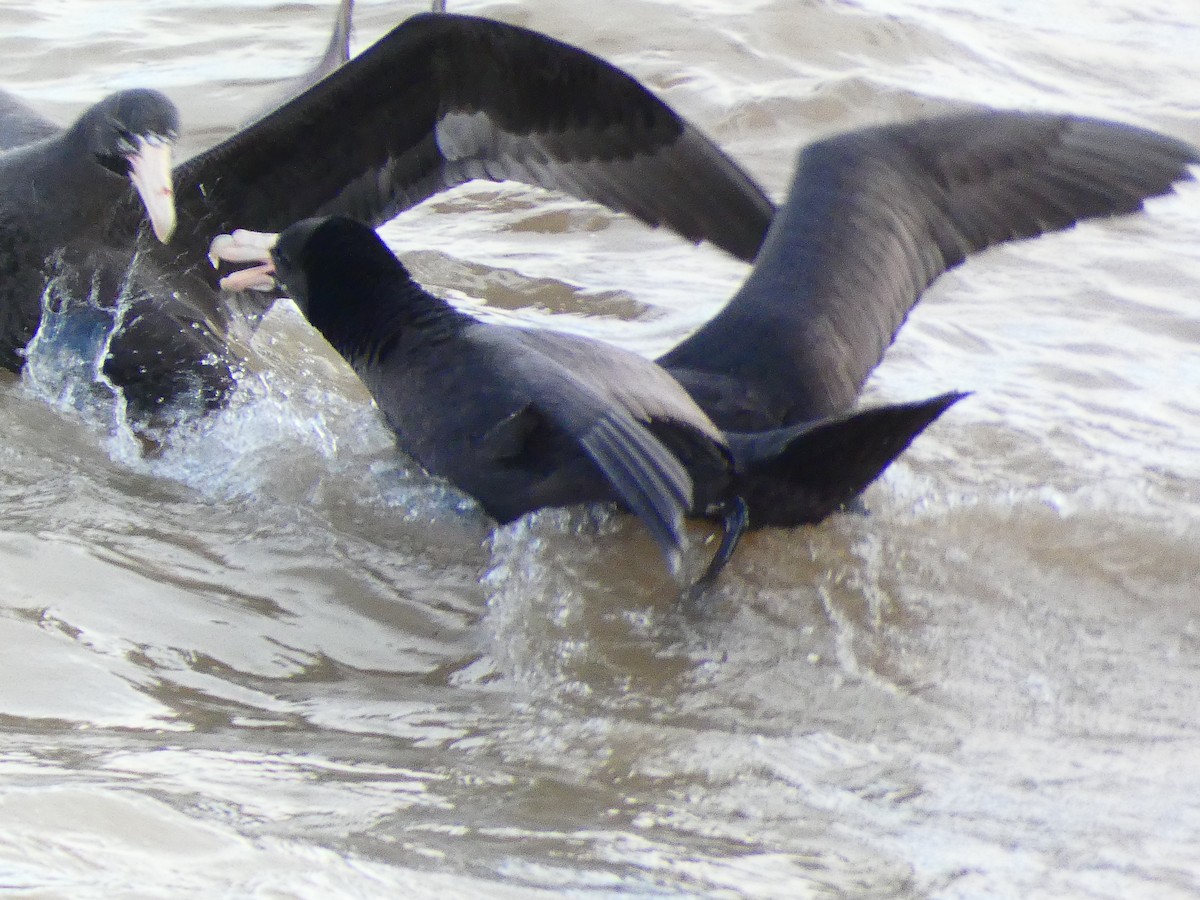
[658,111,1199,430]
[0,12,773,422]
[212,107,1196,581]
[0,89,183,376]
[210,105,1196,433]
[258,216,964,583]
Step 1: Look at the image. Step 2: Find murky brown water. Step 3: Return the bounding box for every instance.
[2,1,1200,896]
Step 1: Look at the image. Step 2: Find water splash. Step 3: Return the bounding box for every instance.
[22,253,142,462]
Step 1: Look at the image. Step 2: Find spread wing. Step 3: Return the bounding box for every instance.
[659,111,1198,428]
[167,12,773,278]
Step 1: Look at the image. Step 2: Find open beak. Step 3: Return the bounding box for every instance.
[208,229,280,291]
[128,136,177,243]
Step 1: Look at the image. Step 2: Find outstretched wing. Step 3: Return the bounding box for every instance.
[659,111,1198,429]
[169,12,773,275]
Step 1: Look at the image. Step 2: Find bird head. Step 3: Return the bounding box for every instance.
[85,89,180,242]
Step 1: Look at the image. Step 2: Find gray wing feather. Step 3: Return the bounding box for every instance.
[476,326,701,562]
[660,110,1198,426]
[171,13,773,273]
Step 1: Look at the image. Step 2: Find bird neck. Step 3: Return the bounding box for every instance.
[310,264,471,367]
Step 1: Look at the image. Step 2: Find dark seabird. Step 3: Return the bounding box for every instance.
[213,110,1195,582]
[0,89,183,380]
[229,215,962,584]
[0,12,773,423]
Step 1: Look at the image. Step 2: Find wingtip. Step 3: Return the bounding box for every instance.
[581,412,693,580]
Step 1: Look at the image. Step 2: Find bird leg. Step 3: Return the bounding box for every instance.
[687,495,748,599]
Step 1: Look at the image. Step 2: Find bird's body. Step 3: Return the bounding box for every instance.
[258,216,963,583]
[371,323,733,530]
[275,217,734,567]
[0,89,203,416]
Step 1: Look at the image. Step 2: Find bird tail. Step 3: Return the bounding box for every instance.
[724,391,966,528]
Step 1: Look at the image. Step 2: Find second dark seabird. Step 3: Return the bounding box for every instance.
[0,13,772,424]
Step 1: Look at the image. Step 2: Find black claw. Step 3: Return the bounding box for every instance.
[686,495,749,602]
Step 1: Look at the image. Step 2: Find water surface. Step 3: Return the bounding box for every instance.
[1,1,1199,896]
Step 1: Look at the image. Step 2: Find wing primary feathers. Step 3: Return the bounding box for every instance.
[659,110,1197,429]
[578,411,693,570]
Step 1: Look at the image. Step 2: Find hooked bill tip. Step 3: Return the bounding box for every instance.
[127,136,177,244]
